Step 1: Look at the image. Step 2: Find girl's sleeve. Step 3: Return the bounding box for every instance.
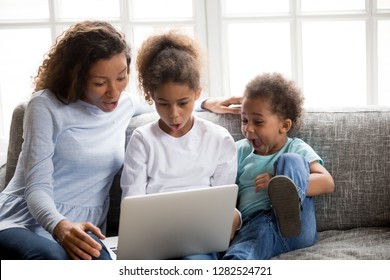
[23,97,66,234]
[120,130,149,198]
[211,131,238,186]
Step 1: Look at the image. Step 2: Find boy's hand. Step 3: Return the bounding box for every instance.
[254,173,273,192]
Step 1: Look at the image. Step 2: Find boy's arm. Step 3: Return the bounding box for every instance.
[307,161,335,196]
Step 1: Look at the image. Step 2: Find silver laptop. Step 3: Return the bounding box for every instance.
[103,184,238,260]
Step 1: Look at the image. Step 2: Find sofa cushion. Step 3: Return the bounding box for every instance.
[0,163,6,192]
[290,107,390,231]
[272,227,390,259]
[4,102,26,187]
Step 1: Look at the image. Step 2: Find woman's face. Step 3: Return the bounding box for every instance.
[152,82,200,137]
[83,52,129,112]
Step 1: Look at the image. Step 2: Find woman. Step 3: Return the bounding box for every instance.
[0,20,241,260]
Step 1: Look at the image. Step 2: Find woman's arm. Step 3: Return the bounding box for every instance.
[130,91,243,116]
[23,96,66,233]
[201,96,242,114]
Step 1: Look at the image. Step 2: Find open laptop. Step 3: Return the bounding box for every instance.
[102,184,238,260]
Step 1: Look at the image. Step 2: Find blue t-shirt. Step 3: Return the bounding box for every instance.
[236,137,323,219]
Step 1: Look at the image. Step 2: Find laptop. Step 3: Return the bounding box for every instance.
[102,184,238,260]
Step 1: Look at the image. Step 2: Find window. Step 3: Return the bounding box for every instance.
[216,0,390,106]
[0,0,389,147]
[0,0,202,151]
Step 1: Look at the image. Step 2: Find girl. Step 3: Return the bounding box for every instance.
[120,31,242,260]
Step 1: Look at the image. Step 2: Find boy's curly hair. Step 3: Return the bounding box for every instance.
[136,30,202,103]
[244,72,304,131]
[33,20,131,104]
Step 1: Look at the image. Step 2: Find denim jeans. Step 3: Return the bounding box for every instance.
[181,252,219,260]
[223,153,318,260]
[0,227,112,260]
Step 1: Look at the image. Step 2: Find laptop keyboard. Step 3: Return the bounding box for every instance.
[110,247,118,254]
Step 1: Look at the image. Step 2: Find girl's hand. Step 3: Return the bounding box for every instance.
[254,173,273,192]
[53,220,106,260]
[230,209,242,241]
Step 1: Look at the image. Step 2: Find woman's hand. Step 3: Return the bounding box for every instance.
[202,96,242,114]
[53,219,106,260]
[254,173,273,192]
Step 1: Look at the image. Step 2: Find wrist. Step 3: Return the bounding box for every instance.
[234,208,243,231]
[200,97,211,111]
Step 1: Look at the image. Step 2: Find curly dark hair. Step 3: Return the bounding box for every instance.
[244,72,304,130]
[34,20,131,104]
[136,30,202,103]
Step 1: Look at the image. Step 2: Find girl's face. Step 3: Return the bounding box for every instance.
[83,52,128,112]
[241,96,291,156]
[152,82,200,137]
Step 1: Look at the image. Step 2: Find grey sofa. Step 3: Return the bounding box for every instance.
[1,103,389,259]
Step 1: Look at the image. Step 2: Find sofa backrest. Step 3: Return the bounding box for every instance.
[127,109,390,232]
[289,107,390,231]
[127,109,390,231]
[3,103,390,234]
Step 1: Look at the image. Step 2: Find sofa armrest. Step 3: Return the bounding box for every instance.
[0,163,6,192]
[4,102,27,186]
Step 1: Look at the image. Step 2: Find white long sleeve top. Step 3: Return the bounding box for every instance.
[120,116,237,198]
[0,90,152,240]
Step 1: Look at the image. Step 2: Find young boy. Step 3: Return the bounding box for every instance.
[223,72,334,260]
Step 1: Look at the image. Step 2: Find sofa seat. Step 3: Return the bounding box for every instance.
[273,227,390,259]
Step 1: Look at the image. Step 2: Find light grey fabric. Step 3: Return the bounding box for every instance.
[272,227,390,260]
[291,108,390,231]
[0,164,5,192]
[4,102,26,187]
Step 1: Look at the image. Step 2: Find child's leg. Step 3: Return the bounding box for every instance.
[268,153,317,247]
[224,154,317,260]
[222,210,283,260]
[284,197,317,252]
[274,153,310,200]
[268,176,301,237]
[268,153,310,237]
